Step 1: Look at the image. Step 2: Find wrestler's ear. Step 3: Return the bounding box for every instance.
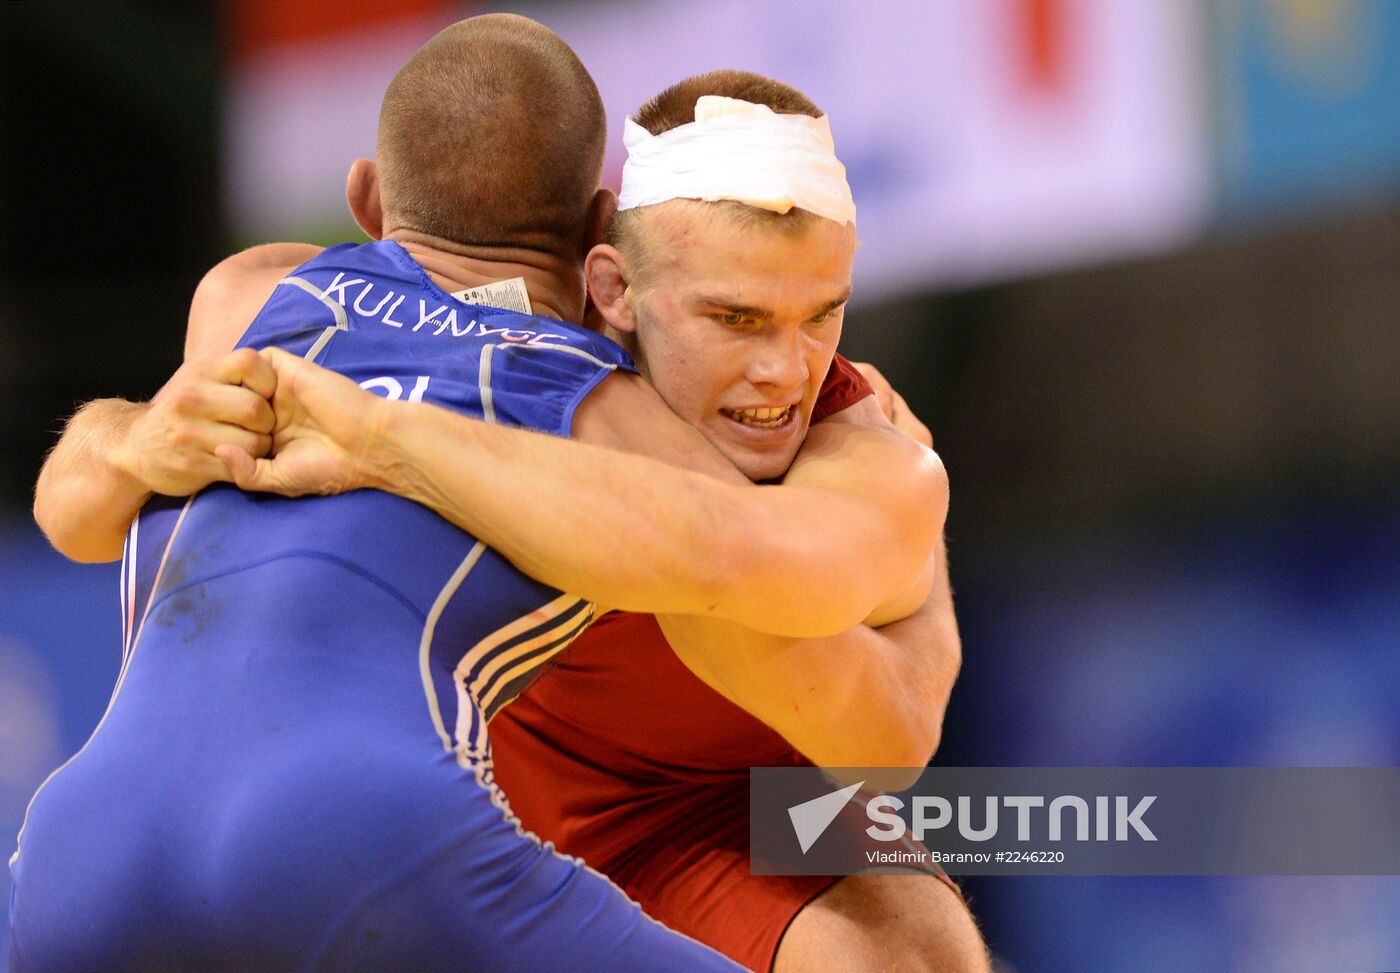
[346,159,384,240]
[585,243,636,334]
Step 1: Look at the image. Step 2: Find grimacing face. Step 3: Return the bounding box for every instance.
[626,202,856,481]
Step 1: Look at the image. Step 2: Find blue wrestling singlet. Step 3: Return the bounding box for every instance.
[8,241,740,972]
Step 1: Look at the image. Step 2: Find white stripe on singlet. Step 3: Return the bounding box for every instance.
[126,497,194,664]
[406,337,705,944]
[122,512,140,663]
[118,522,130,660]
[419,541,489,752]
[275,275,348,363]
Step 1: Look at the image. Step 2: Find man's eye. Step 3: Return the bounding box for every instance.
[720,312,746,326]
[809,310,832,324]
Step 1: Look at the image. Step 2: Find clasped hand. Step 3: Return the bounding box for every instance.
[122,346,386,500]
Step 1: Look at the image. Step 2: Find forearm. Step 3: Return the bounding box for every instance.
[899,535,961,759]
[369,398,905,637]
[34,400,152,562]
[660,536,961,774]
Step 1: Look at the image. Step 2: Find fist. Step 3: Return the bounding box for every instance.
[113,348,277,495]
[216,347,387,498]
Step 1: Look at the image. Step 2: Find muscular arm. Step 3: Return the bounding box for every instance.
[31,244,317,561]
[654,393,959,773]
[233,350,946,639]
[657,536,960,778]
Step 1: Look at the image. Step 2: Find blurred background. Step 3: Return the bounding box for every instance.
[1,0,1396,969]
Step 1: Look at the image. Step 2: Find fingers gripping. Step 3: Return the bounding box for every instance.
[220,346,279,400]
[215,444,287,495]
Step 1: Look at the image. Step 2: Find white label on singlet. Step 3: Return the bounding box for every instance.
[451,277,533,315]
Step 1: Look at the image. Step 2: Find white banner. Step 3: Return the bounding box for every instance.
[225,0,1211,299]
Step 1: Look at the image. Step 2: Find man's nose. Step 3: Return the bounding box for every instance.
[747,329,809,393]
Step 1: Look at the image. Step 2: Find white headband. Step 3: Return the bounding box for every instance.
[617,95,856,225]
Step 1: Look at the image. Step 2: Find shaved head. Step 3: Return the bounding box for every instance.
[377,14,605,249]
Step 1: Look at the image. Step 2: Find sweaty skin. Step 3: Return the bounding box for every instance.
[37,236,953,775]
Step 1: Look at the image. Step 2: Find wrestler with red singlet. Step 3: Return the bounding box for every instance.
[491,359,959,973]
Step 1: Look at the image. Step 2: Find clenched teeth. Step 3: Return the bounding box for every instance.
[723,405,794,428]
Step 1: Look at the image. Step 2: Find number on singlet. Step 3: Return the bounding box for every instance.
[359,375,430,402]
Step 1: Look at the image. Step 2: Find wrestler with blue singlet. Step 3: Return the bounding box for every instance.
[8,16,742,973]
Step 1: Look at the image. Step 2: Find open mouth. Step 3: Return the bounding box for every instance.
[721,405,796,430]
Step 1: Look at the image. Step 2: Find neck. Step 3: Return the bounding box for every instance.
[602,323,638,356]
[385,229,585,323]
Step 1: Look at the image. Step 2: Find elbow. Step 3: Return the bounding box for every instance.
[842,635,958,776]
[33,503,75,561]
[870,710,942,771]
[33,487,120,564]
[31,482,69,556]
[903,659,961,773]
[906,623,961,770]
[808,723,939,794]
[37,524,116,564]
[910,722,943,772]
[872,764,929,794]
